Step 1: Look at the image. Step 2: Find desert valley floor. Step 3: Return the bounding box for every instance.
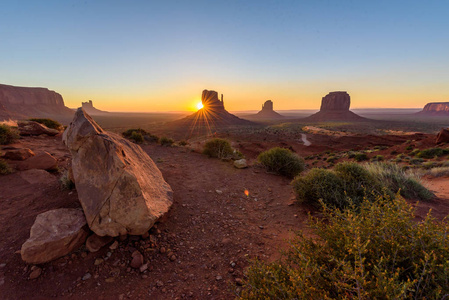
[1,126,449,299]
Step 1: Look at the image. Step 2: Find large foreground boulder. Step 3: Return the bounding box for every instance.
[63,108,173,236]
[21,209,88,264]
[436,128,449,144]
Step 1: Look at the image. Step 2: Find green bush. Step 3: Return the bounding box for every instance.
[0,124,19,145]
[364,162,433,201]
[203,138,234,159]
[0,159,12,175]
[130,131,144,143]
[178,140,188,146]
[29,118,62,130]
[122,128,148,137]
[416,148,449,159]
[292,162,432,208]
[160,136,174,147]
[240,196,449,299]
[122,128,159,143]
[353,152,368,162]
[371,154,384,162]
[258,147,305,178]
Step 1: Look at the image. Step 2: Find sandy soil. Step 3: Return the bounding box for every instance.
[0,132,448,299]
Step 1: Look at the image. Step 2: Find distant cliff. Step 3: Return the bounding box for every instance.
[417,102,449,116]
[0,83,73,121]
[81,100,109,115]
[245,100,285,120]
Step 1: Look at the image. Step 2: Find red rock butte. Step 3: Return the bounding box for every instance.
[246,100,285,120]
[303,91,366,122]
[173,89,253,132]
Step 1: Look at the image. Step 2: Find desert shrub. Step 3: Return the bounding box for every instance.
[203,138,234,159]
[371,154,384,162]
[427,167,449,178]
[0,124,19,145]
[410,157,424,165]
[233,149,245,159]
[405,145,413,151]
[178,140,188,146]
[122,128,148,137]
[416,148,449,159]
[390,150,398,155]
[130,131,144,143]
[240,196,449,299]
[353,152,368,162]
[410,149,421,156]
[346,151,356,158]
[0,159,12,175]
[365,162,433,201]
[160,137,174,147]
[292,168,346,208]
[258,147,305,178]
[60,171,75,190]
[422,161,440,169]
[326,155,337,163]
[29,118,62,130]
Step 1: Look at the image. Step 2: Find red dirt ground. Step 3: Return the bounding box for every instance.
[0,132,448,299]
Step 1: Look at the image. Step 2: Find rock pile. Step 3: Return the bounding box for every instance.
[436,128,449,144]
[63,108,173,236]
[303,91,366,122]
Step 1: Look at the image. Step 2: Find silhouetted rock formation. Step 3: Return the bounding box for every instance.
[0,83,73,121]
[246,100,285,120]
[174,90,253,132]
[436,128,449,144]
[417,102,449,116]
[81,100,109,115]
[303,91,366,122]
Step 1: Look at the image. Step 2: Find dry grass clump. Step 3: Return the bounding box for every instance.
[258,147,305,178]
[0,124,19,145]
[29,118,62,130]
[160,137,174,147]
[0,159,12,175]
[203,138,234,159]
[122,128,159,144]
[241,196,449,299]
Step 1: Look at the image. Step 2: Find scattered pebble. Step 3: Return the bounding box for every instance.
[94,258,104,265]
[82,273,91,281]
[109,241,119,250]
[29,267,42,280]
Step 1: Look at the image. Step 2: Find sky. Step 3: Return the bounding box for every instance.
[1,0,448,112]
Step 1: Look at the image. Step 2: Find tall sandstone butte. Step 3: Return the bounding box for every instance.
[246,100,285,120]
[303,91,366,122]
[417,102,449,116]
[0,83,73,121]
[63,108,173,237]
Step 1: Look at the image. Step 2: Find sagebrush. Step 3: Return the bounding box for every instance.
[258,147,305,178]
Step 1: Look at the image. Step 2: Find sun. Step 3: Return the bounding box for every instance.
[196,102,204,110]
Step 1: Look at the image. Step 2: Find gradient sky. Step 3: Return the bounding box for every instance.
[1,0,448,112]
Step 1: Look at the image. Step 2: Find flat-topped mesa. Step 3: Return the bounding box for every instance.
[202,90,224,111]
[261,100,274,112]
[320,91,350,111]
[0,83,73,121]
[418,102,449,115]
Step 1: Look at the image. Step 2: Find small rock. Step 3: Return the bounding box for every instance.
[235,278,243,286]
[130,251,144,268]
[2,148,35,161]
[0,263,6,268]
[156,280,164,287]
[139,263,148,273]
[216,275,222,281]
[160,247,166,254]
[109,241,119,250]
[233,159,248,169]
[105,277,115,283]
[94,258,104,265]
[29,267,42,280]
[82,273,91,281]
[215,190,223,194]
[259,225,264,229]
[86,234,113,253]
[169,254,176,261]
[141,232,150,239]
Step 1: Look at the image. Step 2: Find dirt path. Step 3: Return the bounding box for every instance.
[300,133,311,146]
[0,138,309,299]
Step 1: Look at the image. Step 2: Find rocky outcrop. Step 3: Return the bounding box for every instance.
[246,100,285,120]
[1,148,35,161]
[63,108,173,237]
[81,100,109,115]
[17,152,58,171]
[18,121,60,136]
[303,91,366,122]
[173,90,253,132]
[320,92,351,111]
[0,83,73,121]
[417,102,449,116]
[436,128,449,144]
[21,208,88,264]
